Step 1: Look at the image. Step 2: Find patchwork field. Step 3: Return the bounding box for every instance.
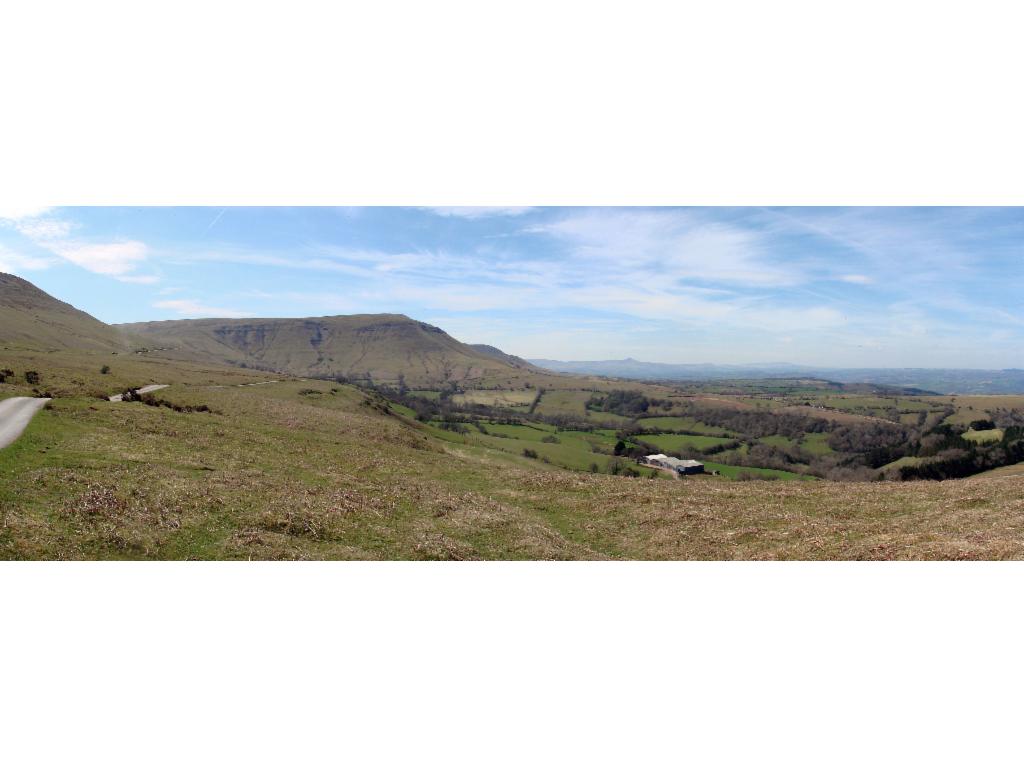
[799,432,835,455]
[965,428,1005,444]
[451,389,537,408]
[5,374,1023,559]
[700,461,813,481]
[394,379,1024,486]
[640,433,735,453]
[635,416,738,437]
[533,389,592,416]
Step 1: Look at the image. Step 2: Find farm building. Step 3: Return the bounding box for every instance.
[641,454,705,475]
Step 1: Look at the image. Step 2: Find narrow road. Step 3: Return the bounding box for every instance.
[109,384,169,402]
[0,397,51,450]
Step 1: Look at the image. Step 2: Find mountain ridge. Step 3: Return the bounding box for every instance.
[118,313,539,386]
[0,272,136,351]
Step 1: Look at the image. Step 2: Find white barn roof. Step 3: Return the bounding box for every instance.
[644,454,703,469]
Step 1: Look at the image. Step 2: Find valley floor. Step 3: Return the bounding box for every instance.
[2,378,1023,560]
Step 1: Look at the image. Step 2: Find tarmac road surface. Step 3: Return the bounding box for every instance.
[108,384,169,402]
[0,397,51,450]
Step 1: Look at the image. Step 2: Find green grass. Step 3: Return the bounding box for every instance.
[478,422,555,440]
[974,461,1024,479]
[880,456,924,472]
[964,428,1004,444]
[408,389,440,400]
[584,410,636,425]
[701,461,813,481]
[635,416,738,436]
[452,389,537,408]
[0,347,282,399]
[420,416,643,475]
[799,433,835,455]
[6,364,1024,559]
[641,433,735,452]
[534,389,592,416]
[760,435,797,450]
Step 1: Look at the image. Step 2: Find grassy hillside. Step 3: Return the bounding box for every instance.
[119,314,548,387]
[5,273,1024,560]
[0,272,138,352]
[3,372,1024,560]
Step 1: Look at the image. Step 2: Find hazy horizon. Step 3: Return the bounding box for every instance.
[1,206,1022,369]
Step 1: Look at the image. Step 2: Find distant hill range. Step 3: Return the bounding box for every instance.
[117,314,543,386]
[530,357,1024,395]
[0,272,137,351]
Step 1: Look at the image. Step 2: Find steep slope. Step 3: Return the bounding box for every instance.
[0,272,134,351]
[118,314,534,386]
[468,343,539,371]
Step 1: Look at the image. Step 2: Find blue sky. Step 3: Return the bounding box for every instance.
[1,206,1022,368]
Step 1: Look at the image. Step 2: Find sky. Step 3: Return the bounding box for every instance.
[0,206,1022,368]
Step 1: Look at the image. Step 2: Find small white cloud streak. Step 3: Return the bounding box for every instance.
[153,299,253,318]
[0,205,53,221]
[2,210,157,282]
[424,207,535,219]
[44,240,149,276]
[13,218,73,240]
[0,245,55,272]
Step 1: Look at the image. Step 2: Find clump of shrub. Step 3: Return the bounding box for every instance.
[607,457,640,476]
[523,448,539,459]
[101,365,111,374]
[121,389,213,413]
[24,371,40,385]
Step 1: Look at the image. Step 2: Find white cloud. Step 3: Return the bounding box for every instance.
[0,205,52,221]
[0,245,54,273]
[154,299,253,318]
[533,209,804,287]
[45,240,148,276]
[1,210,156,283]
[13,218,73,240]
[116,274,160,285]
[425,206,534,219]
[839,274,873,284]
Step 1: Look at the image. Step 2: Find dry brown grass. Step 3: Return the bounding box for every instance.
[3,377,1024,560]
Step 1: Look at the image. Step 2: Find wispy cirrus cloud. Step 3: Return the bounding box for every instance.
[12,206,1016,367]
[529,208,807,287]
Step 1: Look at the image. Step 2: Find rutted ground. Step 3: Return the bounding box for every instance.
[2,379,1023,560]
